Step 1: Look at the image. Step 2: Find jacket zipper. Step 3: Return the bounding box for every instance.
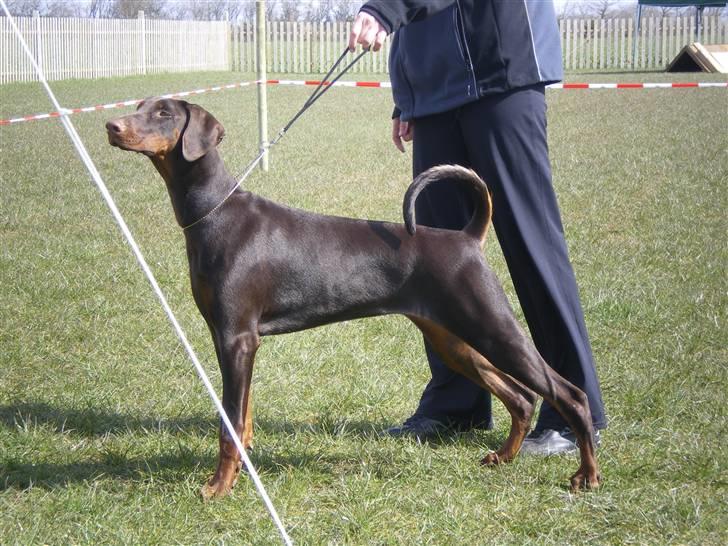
[455,0,479,97]
[452,8,467,63]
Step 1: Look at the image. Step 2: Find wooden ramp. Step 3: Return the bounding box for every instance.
[667,43,728,73]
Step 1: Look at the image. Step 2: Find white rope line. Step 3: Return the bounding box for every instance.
[0,3,292,544]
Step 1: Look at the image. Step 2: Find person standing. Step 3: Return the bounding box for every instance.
[348,0,607,454]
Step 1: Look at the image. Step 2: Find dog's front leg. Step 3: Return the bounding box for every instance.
[201,330,259,500]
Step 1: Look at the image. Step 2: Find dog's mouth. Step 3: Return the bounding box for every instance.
[106,123,171,158]
[106,130,153,155]
[106,120,145,151]
[107,131,136,148]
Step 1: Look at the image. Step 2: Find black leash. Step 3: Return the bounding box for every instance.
[183,47,369,231]
[270,46,370,147]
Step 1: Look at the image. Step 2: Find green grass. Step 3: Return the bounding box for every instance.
[1,70,727,545]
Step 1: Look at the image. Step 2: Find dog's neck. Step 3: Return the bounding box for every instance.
[151,148,238,229]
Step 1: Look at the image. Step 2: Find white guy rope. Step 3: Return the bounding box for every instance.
[0,3,292,544]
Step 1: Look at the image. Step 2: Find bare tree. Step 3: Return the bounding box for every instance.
[309,0,357,22]
[98,0,167,18]
[88,0,114,17]
[558,0,637,19]
[642,6,681,18]
[593,0,615,18]
[168,0,233,20]
[556,1,579,19]
[3,0,44,16]
[265,0,278,20]
[278,0,300,21]
[2,0,89,16]
[46,1,81,16]
[231,0,277,22]
[237,1,257,21]
[309,0,332,21]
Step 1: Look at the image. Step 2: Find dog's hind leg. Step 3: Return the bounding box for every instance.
[417,262,600,490]
[456,313,600,490]
[201,329,259,500]
[408,316,537,465]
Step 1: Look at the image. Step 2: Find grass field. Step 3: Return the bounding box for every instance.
[1,70,727,545]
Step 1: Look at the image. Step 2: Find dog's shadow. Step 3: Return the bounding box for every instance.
[0,402,506,491]
[0,401,213,437]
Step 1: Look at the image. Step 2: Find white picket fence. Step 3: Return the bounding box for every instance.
[230,20,392,75]
[1,13,229,83]
[559,15,727,70]
[232,16,728,73]
[2,14,727,84]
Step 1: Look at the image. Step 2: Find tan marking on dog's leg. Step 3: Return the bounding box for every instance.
[202,333,258,500]
[242,388,253,450]
[408,316,536,464]
[201,429,244,501]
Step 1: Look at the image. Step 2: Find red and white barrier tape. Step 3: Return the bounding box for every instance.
[0,81,256,125]
[268,78,391,88]
[2,79,725,126]
[549,82,727,89]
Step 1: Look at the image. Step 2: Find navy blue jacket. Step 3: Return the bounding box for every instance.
[361,0,564,121]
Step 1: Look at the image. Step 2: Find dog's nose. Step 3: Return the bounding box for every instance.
[105,120,123,134]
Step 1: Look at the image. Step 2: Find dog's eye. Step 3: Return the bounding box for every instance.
[157,110,172,118]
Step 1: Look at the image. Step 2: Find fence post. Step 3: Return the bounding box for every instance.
[256,0,269,172]
[225,11,232,71]
[252,19,257,73]
[138,10,146,75]
[599,19,604,69]
[318,21,323,72]
[32,10,44,77]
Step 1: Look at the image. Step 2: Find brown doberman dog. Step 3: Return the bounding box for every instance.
[106,98,600,499]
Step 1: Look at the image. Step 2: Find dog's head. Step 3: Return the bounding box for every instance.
[106,98,224,162]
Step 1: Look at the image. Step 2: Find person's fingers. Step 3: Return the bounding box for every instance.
[349,12,387,51]
[348,16,364,51]
[373,30,387,52]
[400,120,414,142]
[362,24,379,51]
[392,119,405,153]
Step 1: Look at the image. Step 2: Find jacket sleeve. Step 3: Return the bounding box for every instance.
[360,0,457,34]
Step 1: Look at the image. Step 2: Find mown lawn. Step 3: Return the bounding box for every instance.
[1,70,726,545]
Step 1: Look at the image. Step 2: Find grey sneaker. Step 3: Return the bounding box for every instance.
[520,428,601,456]
[385,415,450,441]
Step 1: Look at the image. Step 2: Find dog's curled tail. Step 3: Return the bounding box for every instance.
[403,165,492,245]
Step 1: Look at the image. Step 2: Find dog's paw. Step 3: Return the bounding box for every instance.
[569,470,601,492]
[200,479,231,500]
[480,451,501,466]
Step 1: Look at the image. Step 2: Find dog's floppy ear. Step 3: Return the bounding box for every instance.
[182,103,225,162]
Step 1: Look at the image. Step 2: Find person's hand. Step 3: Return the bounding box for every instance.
[392,118,413,153]
[348,11,388,52]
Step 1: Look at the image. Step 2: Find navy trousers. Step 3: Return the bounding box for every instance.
[410,84,607,431]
